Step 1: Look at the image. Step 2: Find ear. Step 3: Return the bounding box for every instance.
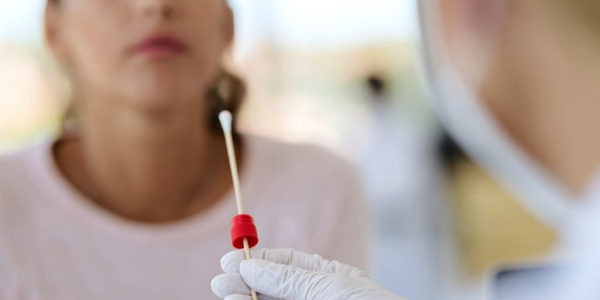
[45,4,70,63]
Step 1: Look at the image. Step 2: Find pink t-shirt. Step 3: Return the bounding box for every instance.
[0,135,369,300]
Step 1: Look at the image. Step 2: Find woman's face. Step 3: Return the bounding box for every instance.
[46,0,233,112]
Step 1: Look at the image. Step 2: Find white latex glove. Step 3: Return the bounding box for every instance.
[211,248,405,300]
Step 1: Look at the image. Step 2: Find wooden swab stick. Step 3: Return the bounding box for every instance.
[219,111,245,215]
[219,111,259,300]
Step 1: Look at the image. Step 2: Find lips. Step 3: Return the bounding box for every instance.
[132,35,187,58]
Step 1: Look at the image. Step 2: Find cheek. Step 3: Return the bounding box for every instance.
[62,5,128,93]
[59,1,229,105]
[190,32,224,79]
[185,2,230,69]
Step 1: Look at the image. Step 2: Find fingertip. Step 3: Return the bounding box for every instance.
[211,273,250,298]
[210,274,227,295]
[211,274,230,298]
[221,249,270,273]
[221,250,246,273]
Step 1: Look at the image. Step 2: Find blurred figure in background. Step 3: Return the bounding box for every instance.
[356,73,441,300]
[212,0,600,299]
[0,0,368,299]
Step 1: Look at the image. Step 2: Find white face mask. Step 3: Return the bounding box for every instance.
[418,0,586,233]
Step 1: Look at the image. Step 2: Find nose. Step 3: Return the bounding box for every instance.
[140,0,179,20]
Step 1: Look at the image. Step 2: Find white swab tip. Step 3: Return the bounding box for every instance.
[219,110,233,133]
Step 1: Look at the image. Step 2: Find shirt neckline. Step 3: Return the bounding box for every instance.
[26,135,260,245]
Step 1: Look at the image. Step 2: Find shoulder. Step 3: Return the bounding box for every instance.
[0,141,50,226]
[0,145,46,296]
[0,146,34,192]
[0,142,45,191]
[0,143,46,269]
[245,134,360,182]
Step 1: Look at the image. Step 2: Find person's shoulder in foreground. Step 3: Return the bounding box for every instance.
[244,134,370,269]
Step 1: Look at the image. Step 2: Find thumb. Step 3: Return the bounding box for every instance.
[240,259,346,300]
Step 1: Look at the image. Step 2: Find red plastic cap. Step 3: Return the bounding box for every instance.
[231,214,259,249]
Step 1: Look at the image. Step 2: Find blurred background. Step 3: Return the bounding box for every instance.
[0,1,442,299]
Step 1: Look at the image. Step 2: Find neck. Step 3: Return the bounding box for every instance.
[482,4,600,193]
[56,97,233,223]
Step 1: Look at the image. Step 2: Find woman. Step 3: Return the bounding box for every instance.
[0,1,368,299]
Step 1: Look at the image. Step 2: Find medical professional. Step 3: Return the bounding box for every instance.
[0,0,369,299]
[212,0,600,299]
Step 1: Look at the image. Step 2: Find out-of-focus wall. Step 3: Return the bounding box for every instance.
[0,0,64,152]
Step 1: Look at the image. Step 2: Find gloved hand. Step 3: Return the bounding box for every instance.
[211,248,405,300]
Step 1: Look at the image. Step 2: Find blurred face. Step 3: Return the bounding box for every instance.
[425,0,600,94]
[421,0,600,191]
[45,0,234,112]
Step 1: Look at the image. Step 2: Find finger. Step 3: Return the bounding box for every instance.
[223,295,279,300]
[226,248,367,278]
[221,249,268,273]
[211,273,250,298]
[212,270,280,300]
[263,249,367,277]
[240,259,337,300]
[224,295,253,300]
[223,248,366,277]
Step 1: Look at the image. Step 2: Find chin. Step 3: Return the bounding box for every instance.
[142,91,200,111]
[122,76,205,111]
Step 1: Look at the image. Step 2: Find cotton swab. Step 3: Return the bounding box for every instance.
[219,111,259,300]
[219,111,245,215]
